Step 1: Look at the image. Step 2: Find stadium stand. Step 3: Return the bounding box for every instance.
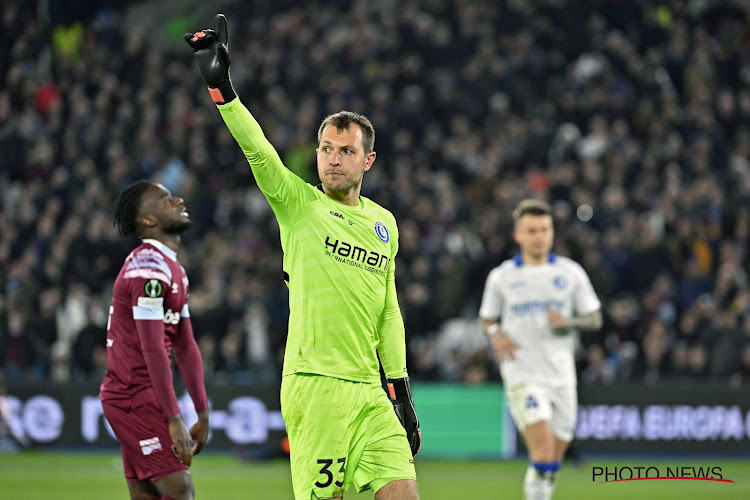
[1,0,750,389]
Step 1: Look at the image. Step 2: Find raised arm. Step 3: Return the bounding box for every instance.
[185,14,313,224]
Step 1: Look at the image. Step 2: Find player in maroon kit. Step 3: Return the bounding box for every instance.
[100,180,209,500]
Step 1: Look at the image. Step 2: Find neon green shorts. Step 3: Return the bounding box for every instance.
[281,373,416,499]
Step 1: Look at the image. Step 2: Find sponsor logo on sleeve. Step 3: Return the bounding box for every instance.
[137,297,164,307]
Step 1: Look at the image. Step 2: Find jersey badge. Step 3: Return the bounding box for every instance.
[144,279,164,297]
[553,276,568,290]
[374,221,390,243]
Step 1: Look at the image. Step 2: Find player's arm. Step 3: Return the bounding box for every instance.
[547,308,602,334]
[377,274,407,380]
[173,309,209,456]
[131,282,194,466]
[479,268,518,360]
[480,317,518,361]
[549,263,603,334]
[184,15,311,225]
[377,276,421,457]
[377,228,421,457]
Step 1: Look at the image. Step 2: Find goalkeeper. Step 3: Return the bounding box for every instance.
[185,15,420,500]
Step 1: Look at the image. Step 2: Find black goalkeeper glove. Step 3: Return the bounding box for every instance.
[386,377,421,457]
[184,14,236,104]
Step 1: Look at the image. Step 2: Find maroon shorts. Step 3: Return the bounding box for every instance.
[102,400,187,482]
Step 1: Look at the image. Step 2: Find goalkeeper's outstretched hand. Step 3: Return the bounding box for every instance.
[387,377,422,457]
[184,14,236,104]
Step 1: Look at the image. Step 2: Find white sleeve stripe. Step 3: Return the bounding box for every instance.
[180,304,190,318]
[123,269,171,282]
[126,255,173,280]
[132,305,165,320]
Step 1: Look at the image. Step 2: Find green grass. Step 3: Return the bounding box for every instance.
[0,451,748,499]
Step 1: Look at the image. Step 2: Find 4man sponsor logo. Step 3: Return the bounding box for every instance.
[324,236,389,275]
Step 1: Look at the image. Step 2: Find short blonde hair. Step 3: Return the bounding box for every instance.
[512,199,552,223]
[317,111,375,154]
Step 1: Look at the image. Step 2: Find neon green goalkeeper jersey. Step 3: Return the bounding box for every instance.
[218,99,407,383]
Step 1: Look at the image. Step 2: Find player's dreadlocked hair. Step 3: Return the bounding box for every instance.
[113,180,152,237]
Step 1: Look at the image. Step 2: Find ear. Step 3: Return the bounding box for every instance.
[364,151,376,172]
[512,229,520,245]
[140,214,158,230]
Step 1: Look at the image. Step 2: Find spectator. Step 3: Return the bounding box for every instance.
[2,0,750,385]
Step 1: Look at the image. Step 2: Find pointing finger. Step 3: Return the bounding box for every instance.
[215,14,228,48]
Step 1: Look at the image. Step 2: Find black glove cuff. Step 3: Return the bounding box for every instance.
[208,79,237,104]
[386,377,412,403]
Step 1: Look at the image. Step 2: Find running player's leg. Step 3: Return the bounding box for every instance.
[523,421,558,500]
[507,384,558,500]
[544,385,577,499]
[553,437,570,463]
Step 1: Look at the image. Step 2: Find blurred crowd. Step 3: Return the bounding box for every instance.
[2,0,750,388]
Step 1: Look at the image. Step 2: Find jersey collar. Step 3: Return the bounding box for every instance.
[315,183,364,209]
[514,252,556,267]
[142,239,177,262]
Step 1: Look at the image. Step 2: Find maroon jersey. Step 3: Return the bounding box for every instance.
[100,239,194,417]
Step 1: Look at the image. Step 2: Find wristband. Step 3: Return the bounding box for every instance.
[208,80,237,104]
[487,323,501,336]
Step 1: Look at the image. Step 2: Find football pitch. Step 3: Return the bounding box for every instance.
[1,451,748,499]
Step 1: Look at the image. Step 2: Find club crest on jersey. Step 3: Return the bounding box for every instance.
[553,276,568,290]
[144,279,163,297]
[374,222,390,243]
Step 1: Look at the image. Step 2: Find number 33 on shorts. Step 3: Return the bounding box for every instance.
[315,457,346,488]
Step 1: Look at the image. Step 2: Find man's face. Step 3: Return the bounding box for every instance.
[316,124,375,193]
[513,214,554,259]
[140,184,191,234]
